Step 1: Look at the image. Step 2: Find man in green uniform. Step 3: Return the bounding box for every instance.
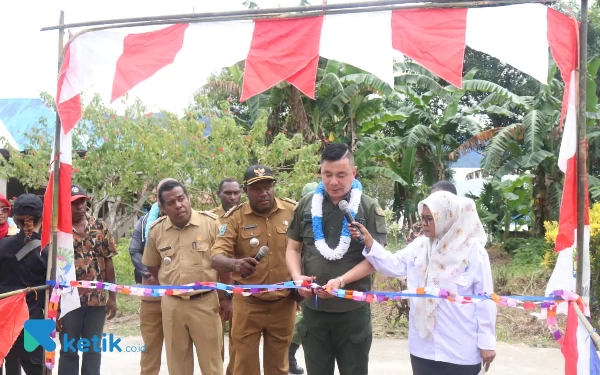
[286,144,387,375]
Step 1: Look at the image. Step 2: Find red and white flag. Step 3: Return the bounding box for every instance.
[544,8,598,375]
[41,44,81,319]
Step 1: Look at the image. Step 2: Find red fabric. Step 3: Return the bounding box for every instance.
[391,8,467,88]
[562,301,579,375]
[547,9,579,127]
[241,16,324,101]
[111,24,188,103]
[42,163,73,248]
[57,43,81,134]
[0,194,11,240]
[0,294,29,364]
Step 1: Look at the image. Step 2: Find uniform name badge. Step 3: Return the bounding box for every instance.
[249,238,259,247]
[163,256,172,265]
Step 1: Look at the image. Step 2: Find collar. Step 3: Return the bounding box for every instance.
[323,190,352,204]
[72,215,93,235]
[165,210,201,230]
[242,198,287,216]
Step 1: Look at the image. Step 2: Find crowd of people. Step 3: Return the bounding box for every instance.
[0,142,497,375]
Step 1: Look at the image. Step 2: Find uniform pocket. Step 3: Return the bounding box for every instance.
[192,241,209,266]
[159,248,175,270]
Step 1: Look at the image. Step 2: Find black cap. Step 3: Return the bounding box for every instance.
[243,165,276,186]
[71,184,89,202]
[12,194,43,216]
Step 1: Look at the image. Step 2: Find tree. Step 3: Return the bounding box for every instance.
[1,94,320,239]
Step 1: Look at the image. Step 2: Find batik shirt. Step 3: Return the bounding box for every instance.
[73,216,118,306]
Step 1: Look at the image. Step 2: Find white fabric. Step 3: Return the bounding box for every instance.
[558,71,578,172]
[320,11,394,88]
[364,240,496,365]
[57,230,81,318]
[125,21,254,114]
[0,118,18,149]
[465,3,549,83]
[413,192,487,339]
[62,30,126,104]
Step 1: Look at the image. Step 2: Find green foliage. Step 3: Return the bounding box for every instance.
[508,238,549,266]
[113,238,138,314]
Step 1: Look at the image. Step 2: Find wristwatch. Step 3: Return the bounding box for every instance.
[337,276,345,288]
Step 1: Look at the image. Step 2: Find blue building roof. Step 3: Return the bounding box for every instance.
[0,99,56,150]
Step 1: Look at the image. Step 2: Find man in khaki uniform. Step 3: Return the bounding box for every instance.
[143,180,231,375]
[129,177,175,375]
[209,177,242,375]
[211,165,297,375]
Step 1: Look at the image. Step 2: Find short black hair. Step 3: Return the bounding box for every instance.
[321,143,354,165]
[218,178,240,193]
[431,180,457,195]
[158,180,188,205]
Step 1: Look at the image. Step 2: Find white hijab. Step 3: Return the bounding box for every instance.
[412,191,487,340]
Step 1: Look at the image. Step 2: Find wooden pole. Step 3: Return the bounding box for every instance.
[573,302,600,350]
[0,285,49,300]
[40,0,554,31]
[43,10,64,375]
[576,0,588,297]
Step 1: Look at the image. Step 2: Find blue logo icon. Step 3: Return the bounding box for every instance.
[24,319,56,352]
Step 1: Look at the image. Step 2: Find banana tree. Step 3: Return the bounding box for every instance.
[356,63,519,220]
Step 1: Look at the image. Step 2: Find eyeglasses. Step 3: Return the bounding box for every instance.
[420,215,434,225]
[0,207,9,214]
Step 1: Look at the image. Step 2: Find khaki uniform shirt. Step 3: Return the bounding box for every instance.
[287,192,387,313]
[143,210,219,296]
[211,198,296,301]
[209,206,226,219]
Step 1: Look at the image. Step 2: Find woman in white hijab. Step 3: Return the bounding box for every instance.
[325,191,496,375]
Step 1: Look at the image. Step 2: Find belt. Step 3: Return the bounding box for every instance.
[177,291,213,300]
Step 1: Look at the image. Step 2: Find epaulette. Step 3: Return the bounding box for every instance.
[148,216,167,231]
[282,198,298,205]
[200,210,219,220]
[223,204,242,218]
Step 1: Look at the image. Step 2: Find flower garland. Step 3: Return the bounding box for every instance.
[311,180,362,260]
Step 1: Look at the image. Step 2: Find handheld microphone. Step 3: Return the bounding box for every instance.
[254,246,270,262]
[241,246,270,279]
[338,200,364,244]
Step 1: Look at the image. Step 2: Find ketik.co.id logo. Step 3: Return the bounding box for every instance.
[24,319,140,353]
[24,319,56,352]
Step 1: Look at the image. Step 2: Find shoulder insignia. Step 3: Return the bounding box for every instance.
[282,198,298,206]
[148,216,167,231]
[200,210,219,220]
[223,204,242,218]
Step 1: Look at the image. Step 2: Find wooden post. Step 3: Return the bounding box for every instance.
[576,0,588,297]
[43,10,64,375]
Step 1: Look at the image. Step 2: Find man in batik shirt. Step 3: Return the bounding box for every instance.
[57,184,118,375]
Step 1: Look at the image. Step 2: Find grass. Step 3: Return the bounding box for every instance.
[104,238,141,336]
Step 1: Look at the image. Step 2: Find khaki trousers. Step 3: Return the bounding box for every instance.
[222,316,235,375]
[231,295,296,375]
[139,299,163,375]
[162,291,223,375]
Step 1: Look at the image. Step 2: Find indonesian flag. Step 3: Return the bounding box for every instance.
[544,8,599,375]
[41,42,81,319]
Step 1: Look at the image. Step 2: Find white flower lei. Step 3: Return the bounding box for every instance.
[311,180,362,260]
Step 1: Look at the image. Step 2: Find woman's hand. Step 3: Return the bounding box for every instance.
[348,221,374,249]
